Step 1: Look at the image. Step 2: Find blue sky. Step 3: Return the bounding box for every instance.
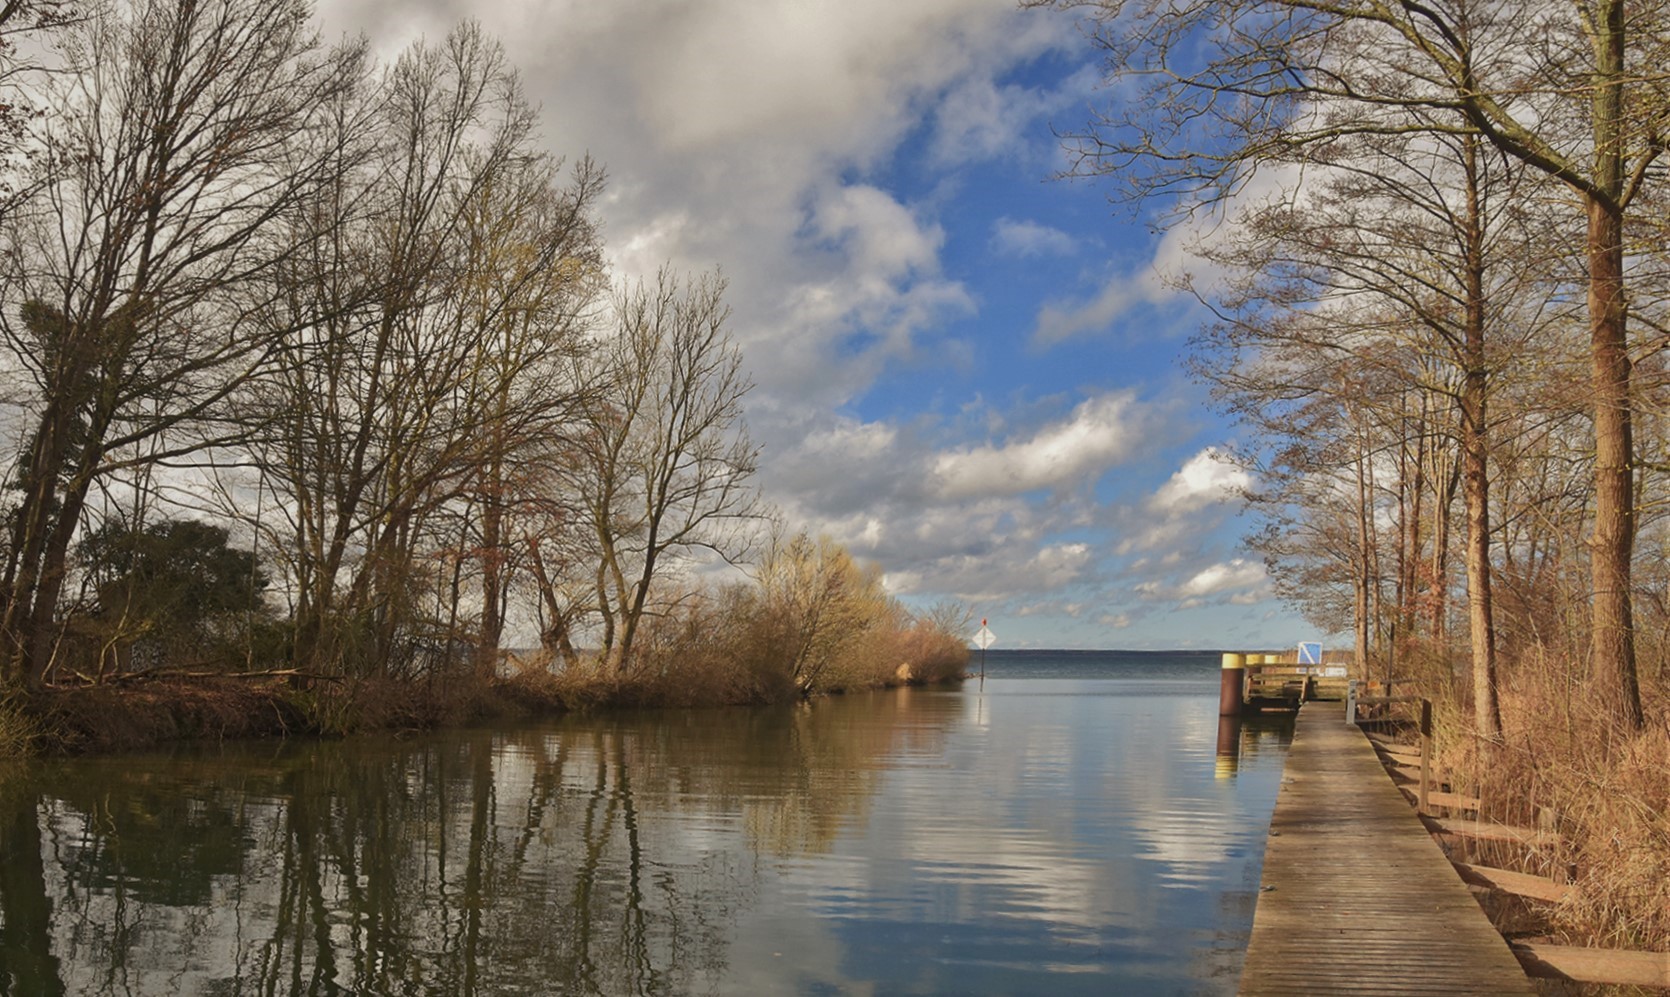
[317,0,1316,652]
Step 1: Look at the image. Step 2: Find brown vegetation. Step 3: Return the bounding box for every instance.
[9,531,969,756]
[0,7,964,761]
[504,537,970,711]
[1030,0,1670,965]
[1417,659,1670,958]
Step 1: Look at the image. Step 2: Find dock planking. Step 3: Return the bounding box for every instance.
[1240,703,1535,995]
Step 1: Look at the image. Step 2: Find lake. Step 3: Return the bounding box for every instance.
[0,650,1292,995]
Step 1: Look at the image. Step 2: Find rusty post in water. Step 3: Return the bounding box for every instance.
[1219,652,1245,717]
[1214,713,1242,779]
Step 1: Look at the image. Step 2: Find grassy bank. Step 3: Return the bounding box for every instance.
[1405,654,1670,959]
[0,528,971,757]
[2,611,970,758]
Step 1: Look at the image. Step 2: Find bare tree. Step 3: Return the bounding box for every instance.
[0,0,76,215]
[1035,0,1670,728]
[1193,125,1559,735]
[0,0,365,688]
[249,22,604,678]
[579,270,762,671]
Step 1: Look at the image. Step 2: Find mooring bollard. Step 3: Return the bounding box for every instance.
[1219,652,1245,717]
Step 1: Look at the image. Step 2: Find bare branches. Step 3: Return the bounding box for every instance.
[579,269,763,671]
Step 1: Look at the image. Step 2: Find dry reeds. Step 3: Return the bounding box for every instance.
[509,535,973,712]
[1432,649,1670,953]
[0,694,42,756]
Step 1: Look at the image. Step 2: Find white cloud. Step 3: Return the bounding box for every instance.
[1032,266,1171,346]
[928,62,1102,168]
[1115,447,1251,556]
[813,185,944,278]
[1180,559,1266,598]
[1148,448,1251,515]
[1123,558,1272,613]
[933,393,1147,500]
[307,0,1307,647]
[991,217,1078,258]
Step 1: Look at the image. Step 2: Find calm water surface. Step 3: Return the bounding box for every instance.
[0,650,1292,995]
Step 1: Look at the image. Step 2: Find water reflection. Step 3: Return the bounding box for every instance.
[1,674,1291,995]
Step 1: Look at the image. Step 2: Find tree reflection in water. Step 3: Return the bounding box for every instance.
[0,689,958,995]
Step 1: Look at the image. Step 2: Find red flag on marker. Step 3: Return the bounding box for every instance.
[981,618,986,626]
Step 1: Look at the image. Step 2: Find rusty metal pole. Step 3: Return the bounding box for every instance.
[1219,652,1245,716]
[1215,713,1242,779]
[1418,698,1432,816]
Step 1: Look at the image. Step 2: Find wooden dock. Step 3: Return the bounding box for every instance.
[1240,703,1536,995]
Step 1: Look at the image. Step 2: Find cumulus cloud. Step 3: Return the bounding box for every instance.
[1115,447,1251,555]
[1028,211,1226,347]
[1148,448,1251,515]
[928,61,1102,169]
[1130,558,1272,611]
[1032,267,1171,347]
[1180,559,1267,598]
[991,217,1078,258]
[813,185,945,278]
[309,0,1297,647]
[933,393,1148,500]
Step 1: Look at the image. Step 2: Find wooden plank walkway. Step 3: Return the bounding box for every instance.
[1240,703,1536,995]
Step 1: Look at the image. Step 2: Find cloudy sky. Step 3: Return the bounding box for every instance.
[316,0,1310,651]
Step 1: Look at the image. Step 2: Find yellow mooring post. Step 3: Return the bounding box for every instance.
[1219,652,1245,717]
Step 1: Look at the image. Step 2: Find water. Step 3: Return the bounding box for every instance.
[0,650,1292,995]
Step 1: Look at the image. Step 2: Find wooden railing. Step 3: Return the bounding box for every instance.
[1347,685,1432,813]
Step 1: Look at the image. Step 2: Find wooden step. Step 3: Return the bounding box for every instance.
[1512,942,1668,987]
[1423,815,1559,848]
[1452,862,1570,903]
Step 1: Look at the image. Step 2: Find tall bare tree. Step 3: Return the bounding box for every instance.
[0,0,364,688]
[1194,126,1556,735]
[579,270,761,671]
[1034,0,1670,727]
[250,22,603,677]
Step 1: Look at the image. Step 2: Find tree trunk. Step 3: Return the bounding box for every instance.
[476,481,504,681]
[1430,454,1459,647]
[1585,192,1643,730]
[1354,451,1372,676]
[1461,135,1501,738]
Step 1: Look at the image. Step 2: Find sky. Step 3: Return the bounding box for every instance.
[314,0,1315,652]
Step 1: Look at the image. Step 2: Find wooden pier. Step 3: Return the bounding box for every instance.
[1225,654,1352,712]
[1240,703,1535,995]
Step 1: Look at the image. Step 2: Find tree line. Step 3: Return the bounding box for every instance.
[1030,0,1670,737]
[0,0,967,699]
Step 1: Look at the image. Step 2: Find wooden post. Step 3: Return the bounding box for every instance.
[1418,698,1432,816]
[1346,679,1358,724]
[1220,653,1245,716]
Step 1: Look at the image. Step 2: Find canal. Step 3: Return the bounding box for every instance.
[0,650,1291,995]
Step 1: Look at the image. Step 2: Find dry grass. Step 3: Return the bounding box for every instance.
[1431,653,1670,956]
[0,694,43,756]
[499,572,973,713]
[28,678,306,753]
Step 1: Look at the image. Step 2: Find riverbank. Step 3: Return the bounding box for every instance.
[1341,655,1670,984]
[1,647,972,757]
[1430,670,1670,962]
